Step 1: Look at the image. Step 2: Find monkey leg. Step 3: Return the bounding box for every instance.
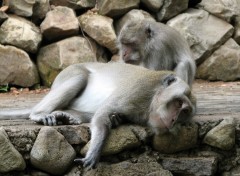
[30,67,89,126]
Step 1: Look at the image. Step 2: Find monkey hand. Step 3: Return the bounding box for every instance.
[74,155,99,169]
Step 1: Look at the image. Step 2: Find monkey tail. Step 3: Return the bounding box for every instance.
[0,108,31,120]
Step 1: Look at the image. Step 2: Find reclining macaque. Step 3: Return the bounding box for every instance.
[0,63,196,168]
[118,19,196,86]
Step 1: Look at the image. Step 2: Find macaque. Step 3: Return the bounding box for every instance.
[118,19,196,86]
[0,62,196,168]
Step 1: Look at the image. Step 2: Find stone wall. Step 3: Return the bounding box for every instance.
[0,0,240,87]
[0,118,238,176]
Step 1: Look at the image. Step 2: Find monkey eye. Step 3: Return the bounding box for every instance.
[176,99,183,108]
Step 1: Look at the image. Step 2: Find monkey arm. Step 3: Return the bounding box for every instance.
[74,107,114,168]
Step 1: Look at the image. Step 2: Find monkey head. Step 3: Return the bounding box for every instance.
[148,74,196,134]
[118,20,154,65]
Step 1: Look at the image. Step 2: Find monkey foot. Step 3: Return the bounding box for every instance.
[50,111,82,125]
[74,157,97,170]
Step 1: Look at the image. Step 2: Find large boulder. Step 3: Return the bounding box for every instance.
[0,44,40,87]
[114,9,155,35]
[37,36,100,86]
[32,0,50,21]
[30,126,76,175]
[50,0,96,9]
[203,118,235,150]
[197,0,240,22]
[153,123,198,153]
[78,11,118,53]
[167,8,234,64]
[97,0,140,18]
[9,0,35,17]
[0,15,42,53]
[141,0,164,12]
[81,125,142,156]
[156,0,188,21]
[196,39,240,81]
[0,127,26,173]
[40,6,79,41]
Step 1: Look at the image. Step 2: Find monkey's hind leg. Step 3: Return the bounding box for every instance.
[47,110,92,125]
[30,67,89,126]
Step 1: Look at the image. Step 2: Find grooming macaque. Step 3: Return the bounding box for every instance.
[0,63,196,168]
[118,19,196,86]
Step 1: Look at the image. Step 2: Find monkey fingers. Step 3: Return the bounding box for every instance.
[50,111,81,125]
[74,157,97,169]
[42,114,57,126]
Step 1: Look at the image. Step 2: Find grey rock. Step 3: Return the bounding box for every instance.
[0,11,8,24]
[78,11,117,53]
[50,0,96,9]
[4,126,39,154]
[40,6,79,41]
[0,127,26,173]
[83,153,172,176]
[167,8,234,64]
[203,118,235,150]
[0,15,42,53]
[64,166,82,176]
[57,125,90,145]
[37,36,98,86]
[81,125,141,156]
[98,0,140,18]
[233,16,240,45]
[115,9,155,35]
[9,0,35,17]
[141,0,163,12]
[30,126,76,175]
[161,157,217,176]
[156,0,188,21]
[153,123,198,153]
[197,0,240,22]
[197,39,240,81]
[0,44,40,87]
[32,0,50,21]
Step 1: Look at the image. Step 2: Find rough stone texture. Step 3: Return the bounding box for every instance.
[167,8,234,64]
[4,126,39,154]
[40,6,79,41]
[0,44,40,87]
[161,157,217,176]
[83,153,173,176]
[115,9,155,35]
[0,15,42,53]
[50,0,96,9]
[156,0,188,21]
[197,0,240,22]
[37,36,98,86]
[0,127,26,173]
[78,11,118,53]
[97,0,140,18]
[234,16,240,45]
[203,118,235,150]
[196,39,240,81]
[153,123,198,153]
[0,11,8,24]
[81,125,141,156]
[9,0,35,17]
[141,0,163,12]
[30,126,76,175]
[32,0,50,21]
[57,125,90,145]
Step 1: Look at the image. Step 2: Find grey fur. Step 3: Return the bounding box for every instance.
[0,62,196,168]
[118,19,196,86]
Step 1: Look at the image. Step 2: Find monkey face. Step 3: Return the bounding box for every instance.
[148,75,196,134]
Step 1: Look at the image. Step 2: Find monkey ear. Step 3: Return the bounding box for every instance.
[145,25,154,38]
[163,74,176,87]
